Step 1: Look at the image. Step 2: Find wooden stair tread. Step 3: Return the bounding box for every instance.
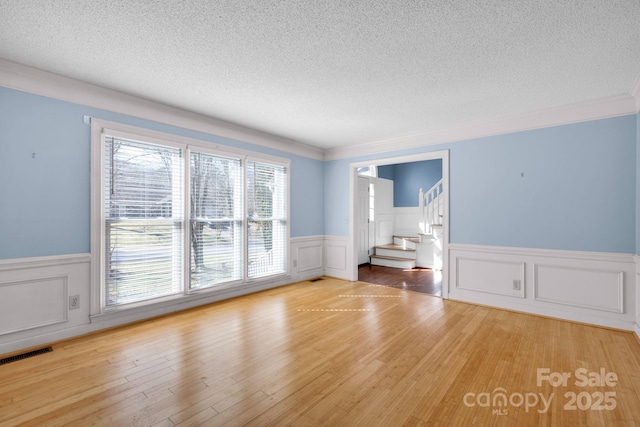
[394,236,419,242]
[375,244,416,252]
[371,255,416,262]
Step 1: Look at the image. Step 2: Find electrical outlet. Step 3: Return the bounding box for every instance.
[512,280,521,291]
[69,295,80,310]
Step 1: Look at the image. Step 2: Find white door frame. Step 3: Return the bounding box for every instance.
[349,150,450,299]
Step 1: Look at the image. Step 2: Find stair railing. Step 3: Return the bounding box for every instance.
[419,179,443,233]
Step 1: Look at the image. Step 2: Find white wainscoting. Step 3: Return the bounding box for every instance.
[0,276,68,335]
[0,254,91,354]
[635,256,640,340]
[449,244,636,330]
[394,207,422,237]
[534,264,623,313]
[324,235,352,280]
[457,257,525,298]
[0,237,328,355]
[376,213,394,246]
[290,236,324,281]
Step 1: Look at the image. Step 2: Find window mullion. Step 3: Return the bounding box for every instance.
[183,147,191,295]
[243,156,249,282]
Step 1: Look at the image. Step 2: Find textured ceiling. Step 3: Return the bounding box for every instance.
[0,1,639,149]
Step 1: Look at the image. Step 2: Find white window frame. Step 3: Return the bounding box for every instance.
[90,119,290,317]
[357,165,377,177]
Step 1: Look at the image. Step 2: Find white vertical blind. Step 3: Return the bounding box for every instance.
[246,161,287,278]
[104,137,184,306]
[189,151,243,289]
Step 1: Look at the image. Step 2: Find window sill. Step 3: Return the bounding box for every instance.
[90,274,291,326]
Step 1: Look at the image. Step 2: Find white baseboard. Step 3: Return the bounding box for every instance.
[449,244,636,330]
[635,255,640,340]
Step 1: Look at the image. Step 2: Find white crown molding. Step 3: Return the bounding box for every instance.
[2,58,637,163]
[0,58,324,161]
[631,72,640,112]
[325,94,638,161]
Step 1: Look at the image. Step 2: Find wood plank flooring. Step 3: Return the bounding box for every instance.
[358,263,442,296]
[1,277,640,426]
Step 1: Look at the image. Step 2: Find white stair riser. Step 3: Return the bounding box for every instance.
[376,248,416,259]
[393,237,417,249]
[371,257,416,269]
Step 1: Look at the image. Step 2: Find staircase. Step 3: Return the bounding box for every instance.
[370,236,419,269]
[370,178,445,270]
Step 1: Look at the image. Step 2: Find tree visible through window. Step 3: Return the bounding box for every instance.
[190,152,242,289]
[104,137,183,306]
[97,127,289,310]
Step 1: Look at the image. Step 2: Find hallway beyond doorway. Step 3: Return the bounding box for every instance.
[358,263,442,296]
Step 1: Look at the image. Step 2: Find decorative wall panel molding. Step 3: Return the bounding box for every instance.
[0,254,91,355]
[456,257,525,298]
[291,236,324,279]
[534,264,623,313]
[324,236,351,280]
[0,276,68,335]
[449,244,636,330]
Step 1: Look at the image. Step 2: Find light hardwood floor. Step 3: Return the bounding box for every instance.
[1,277,640,426]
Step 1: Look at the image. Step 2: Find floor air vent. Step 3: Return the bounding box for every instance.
[309,277,324,282]
[0,346,53,365]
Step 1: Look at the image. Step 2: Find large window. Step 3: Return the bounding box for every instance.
[104,137,184,306]
[189,151,243,289]
[93,122,289,310]
[247,161,287,278]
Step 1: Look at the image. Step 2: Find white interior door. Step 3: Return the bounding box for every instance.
[373,177,393,246]
[357,176,370,264]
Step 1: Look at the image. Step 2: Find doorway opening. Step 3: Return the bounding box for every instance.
[358,264,442,296]
[350,150,449,298]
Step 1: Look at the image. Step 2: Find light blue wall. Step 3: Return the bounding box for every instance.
[324,158,351,236]
[2,85,637,258]
[0,86,324,259]
[386,160,443,207]
[377,165,394,180]
[325,115,637,253]
[290,155,324,237]
[450,116,635,252]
